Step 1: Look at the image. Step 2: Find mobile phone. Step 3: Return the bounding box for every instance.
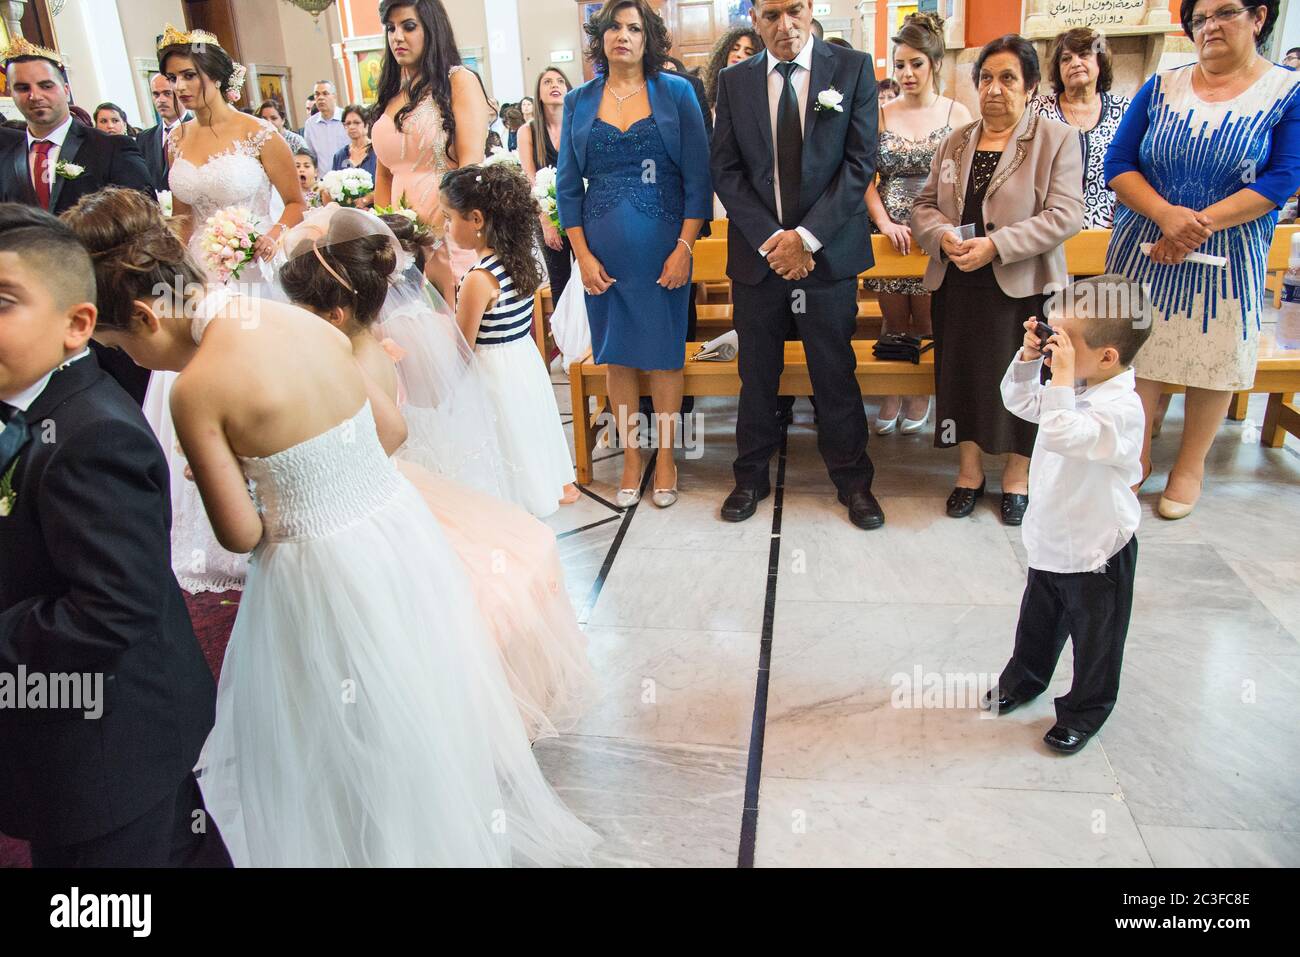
[954,223,976,241]
[1035,319,1056,384]
[1035,318,1056,351]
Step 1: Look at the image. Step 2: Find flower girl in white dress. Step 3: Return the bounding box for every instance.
[441,164,580,517]
[67,187,597,867]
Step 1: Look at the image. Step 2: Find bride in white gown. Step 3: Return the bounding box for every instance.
[146,27,306,592]
[66,186,598,867]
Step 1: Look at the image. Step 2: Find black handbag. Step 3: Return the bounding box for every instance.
[871,334,934,364]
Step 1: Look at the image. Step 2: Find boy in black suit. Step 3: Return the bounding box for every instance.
[0,203,228,867]
[0,42,155,405]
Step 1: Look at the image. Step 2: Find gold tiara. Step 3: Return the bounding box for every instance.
[157,24,221,52]
[0,36,65,70]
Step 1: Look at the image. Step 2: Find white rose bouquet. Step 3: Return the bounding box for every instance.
[320,168,375,207]
[531,166,563,236]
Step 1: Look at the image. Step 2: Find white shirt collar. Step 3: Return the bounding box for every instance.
[309,111,340,125]
[1,348,92,412]
[1076,366,1136,403]
[26,114,74,151]
[766,39,815,76]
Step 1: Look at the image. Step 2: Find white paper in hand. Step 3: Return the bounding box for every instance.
[1139,242,1227,267]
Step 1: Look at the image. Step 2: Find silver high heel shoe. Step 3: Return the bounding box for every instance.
[652,486,679,508]
[652,464,679,508]
[616,487,642,508]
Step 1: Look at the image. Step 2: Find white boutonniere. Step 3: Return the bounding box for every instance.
[55,160,85,180]
[0,458,18,517]
[814,86,844,113]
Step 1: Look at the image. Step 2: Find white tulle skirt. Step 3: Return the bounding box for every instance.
[195,479,599,867]
[475,337,576,518]
[142,371,248,593]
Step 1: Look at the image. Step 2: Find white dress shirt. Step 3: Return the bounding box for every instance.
[1000,352,1144,574]
[1,348,92,412]
[303,111,350,168]
[25,114,74,191]
[762,43,821,255]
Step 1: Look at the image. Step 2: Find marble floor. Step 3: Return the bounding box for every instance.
[534,355,1300,868]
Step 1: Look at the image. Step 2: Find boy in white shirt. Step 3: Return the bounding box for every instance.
[983,275,1153,754]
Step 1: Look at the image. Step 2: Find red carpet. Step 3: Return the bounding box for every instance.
[0,590,239,868]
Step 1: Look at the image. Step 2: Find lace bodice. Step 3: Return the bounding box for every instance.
[169,119,278,231]
[240,402,405,543]
[583,116,683,224]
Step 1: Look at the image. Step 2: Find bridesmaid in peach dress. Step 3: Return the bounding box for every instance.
[372,0,493,304]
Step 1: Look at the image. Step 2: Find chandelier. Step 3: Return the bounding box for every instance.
[281,0,337,22]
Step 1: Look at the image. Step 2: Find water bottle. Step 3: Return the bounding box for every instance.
[1279,232,1300,349]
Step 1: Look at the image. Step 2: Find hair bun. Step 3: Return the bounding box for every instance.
[904,12,945,37]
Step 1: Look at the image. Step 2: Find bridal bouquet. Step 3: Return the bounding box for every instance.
[199,207,260,283]
[321,167,375,207]
[157,190,174,219]
[532,167,563,236]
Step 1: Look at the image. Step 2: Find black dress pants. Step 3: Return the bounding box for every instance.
[732,272,871,495]
[30,772,233,868]
[997,536,1138,734]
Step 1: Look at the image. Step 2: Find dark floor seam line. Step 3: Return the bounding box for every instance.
[737,427,788,868]
[577,451,656,626]
[557,515,624,540]
[578,485,626,514]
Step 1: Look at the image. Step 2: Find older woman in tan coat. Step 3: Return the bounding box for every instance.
[912,34,1084,526]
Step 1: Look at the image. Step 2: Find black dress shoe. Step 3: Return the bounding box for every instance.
[721,485,770,523]
[980,688,1028,715]
[1043,724,1091,754]
[838,489,885,530]
[945,480,986,518]
[1001,492,1029,526]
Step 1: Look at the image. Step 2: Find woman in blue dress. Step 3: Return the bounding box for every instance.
[556,0,711,509]
[1104,0,1300,519]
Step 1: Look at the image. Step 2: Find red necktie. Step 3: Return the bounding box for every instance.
[32,141,53,211]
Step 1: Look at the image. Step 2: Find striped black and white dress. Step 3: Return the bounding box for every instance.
[470,253,576,517]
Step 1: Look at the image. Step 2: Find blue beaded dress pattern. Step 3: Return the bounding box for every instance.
[581,115,691,370]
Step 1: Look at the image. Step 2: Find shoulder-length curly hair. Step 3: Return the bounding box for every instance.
[704,26,764,111]
[1046,27,1113,95]
[440,164,543,299]
[584,0,671,78]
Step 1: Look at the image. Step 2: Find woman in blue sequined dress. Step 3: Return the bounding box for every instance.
[1103,0,1300,519]
[557,0,711,507]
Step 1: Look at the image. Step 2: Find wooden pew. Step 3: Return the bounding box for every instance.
[564,225,1300,484]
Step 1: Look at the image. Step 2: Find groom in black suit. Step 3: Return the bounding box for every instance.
[711,0,883,529]
[0,50,155,405]
[0,204,228,867]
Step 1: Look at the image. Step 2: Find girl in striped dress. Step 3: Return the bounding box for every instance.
[442,163,580,517]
